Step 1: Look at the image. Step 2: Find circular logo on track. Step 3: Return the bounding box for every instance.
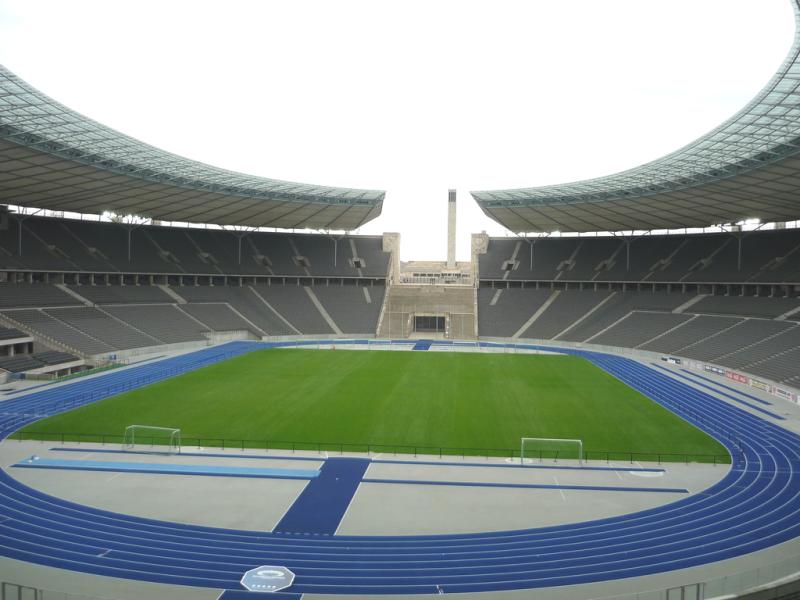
[240,565,295,593]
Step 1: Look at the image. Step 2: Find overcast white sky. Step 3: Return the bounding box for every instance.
[0,0,794,260]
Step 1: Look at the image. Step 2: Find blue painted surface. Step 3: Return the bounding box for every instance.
[679,369,773,405]
[273,457,370,535]
[362,478,688,494]
[0,339,798,595]
[411,340,433,351]
[53,447,324,463]
[12,457,320,480]
[652,363,784,419]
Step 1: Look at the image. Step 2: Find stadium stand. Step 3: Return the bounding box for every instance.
[477,287,553,338]
[43,307,160,350]
[520,289,613,339]
[558,291,693,342]
[101,305,210,344]
[171,285,296,336]
[0,349,80,374]
[256,284,335,335]
[1,309,114,356]
[0,283,81,308]
[5,216,390,278]
[179,303,259,334]
[0,354,44,373]
[312,284,386,334]
[690,294,800,319]
[479,229,800,283]
[589,311,695,348]
[66,284,173,305]
[0,327,26,341]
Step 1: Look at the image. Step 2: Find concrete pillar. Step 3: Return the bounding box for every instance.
[447,189,456,269]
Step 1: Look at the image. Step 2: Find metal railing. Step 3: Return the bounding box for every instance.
[12,431,732,464]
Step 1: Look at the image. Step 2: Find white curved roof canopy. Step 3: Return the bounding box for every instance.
[472,0,800,233]
[0,65,384,230]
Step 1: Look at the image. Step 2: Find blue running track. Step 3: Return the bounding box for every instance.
[0,339,798,595]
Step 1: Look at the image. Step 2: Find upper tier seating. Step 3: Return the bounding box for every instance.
[480,229,800,283]
[2,216,390,278]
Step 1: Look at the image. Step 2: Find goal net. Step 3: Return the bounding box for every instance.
[122,425,181,454]
[520,437,582,465]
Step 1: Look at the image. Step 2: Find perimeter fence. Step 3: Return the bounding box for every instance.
[12,430,733,465]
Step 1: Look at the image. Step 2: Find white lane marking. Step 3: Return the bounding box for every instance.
[553,476,566,501]
[106,472,123,483]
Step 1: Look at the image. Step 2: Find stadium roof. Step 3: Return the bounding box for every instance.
[472,1,800,234]
[0,65,384,230]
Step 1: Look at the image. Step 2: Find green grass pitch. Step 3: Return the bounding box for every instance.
[18,349,729,462]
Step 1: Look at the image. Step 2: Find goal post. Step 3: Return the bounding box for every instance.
[520,437,583,465]
[123,425,181,454]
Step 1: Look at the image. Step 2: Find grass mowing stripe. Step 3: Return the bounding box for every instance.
[17,349,728,461]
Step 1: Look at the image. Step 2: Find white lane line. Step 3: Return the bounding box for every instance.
[553,476,566,501]
[106,472,123,483]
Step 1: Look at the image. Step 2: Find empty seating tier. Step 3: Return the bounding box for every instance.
[312,285,385,334]
[4,216,390,278]
[67,285,172,305]
[2,309,113,356]
[44,307,160,350]
[0,354,42,372]
[101,305,209,344]
[0,327,27,340]
[0,284,81,309]
[180,303,256,333]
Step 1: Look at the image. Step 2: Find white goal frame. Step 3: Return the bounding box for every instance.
[122,425,181,454]
[521,437,583,465]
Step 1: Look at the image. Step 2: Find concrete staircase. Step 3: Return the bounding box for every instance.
[377,285,476,339]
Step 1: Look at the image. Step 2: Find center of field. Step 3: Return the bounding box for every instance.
[19,349,729,461]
